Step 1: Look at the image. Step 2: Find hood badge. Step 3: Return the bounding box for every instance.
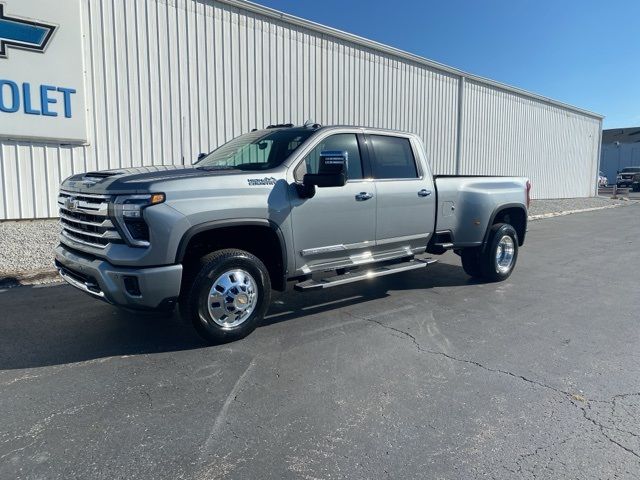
[68,179,96,188]
[247,177,277,186]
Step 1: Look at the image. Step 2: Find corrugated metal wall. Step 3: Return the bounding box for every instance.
[460,80,602,199]
[0,0,602,220]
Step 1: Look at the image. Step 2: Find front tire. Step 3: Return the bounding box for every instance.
[182,249,271,344]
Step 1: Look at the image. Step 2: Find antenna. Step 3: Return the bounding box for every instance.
[303,119,322,128]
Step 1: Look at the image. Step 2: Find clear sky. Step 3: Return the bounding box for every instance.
[255,0,639,129]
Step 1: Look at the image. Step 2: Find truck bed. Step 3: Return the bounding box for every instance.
[434,176,529,247]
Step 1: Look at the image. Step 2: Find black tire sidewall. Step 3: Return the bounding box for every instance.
[188,250,271,344]
[481,224,519,282]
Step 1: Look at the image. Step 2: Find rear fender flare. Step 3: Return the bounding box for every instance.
[481,203,527,251]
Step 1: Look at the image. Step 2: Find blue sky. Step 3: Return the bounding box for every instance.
[256,0,639,129]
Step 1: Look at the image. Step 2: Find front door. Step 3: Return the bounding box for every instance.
[289,132,376,274]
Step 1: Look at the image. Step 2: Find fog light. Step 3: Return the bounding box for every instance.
[123,276,141,296]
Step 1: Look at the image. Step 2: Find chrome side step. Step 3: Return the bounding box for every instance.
[294,258,437,291]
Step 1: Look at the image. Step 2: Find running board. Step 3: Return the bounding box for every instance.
[294,258,437,291]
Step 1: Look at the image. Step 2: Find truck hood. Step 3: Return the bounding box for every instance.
[61,165,242,194]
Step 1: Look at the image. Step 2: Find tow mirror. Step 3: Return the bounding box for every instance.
[304,150,348,187]
[298,151,348,198]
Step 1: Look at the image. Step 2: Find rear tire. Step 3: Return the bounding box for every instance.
[181,249,271,344]
[480,223,519,282]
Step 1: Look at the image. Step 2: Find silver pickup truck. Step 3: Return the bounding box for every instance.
[55,124,531,343]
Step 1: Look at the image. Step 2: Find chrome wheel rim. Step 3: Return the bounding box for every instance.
[495,235,515,274]
[207,269,258,329]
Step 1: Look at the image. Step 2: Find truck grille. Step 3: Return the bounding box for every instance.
[58,190,123,249]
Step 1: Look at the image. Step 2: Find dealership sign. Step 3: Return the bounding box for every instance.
[0,0,87,143]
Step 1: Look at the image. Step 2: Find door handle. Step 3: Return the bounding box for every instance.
[418,189,432,197]
[355,192,374,201]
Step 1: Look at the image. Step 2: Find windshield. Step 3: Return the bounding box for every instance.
[196,128,314,171]
[621,167,640,173]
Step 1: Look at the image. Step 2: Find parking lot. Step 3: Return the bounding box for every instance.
[1,204,639,479]
[599,186,640,200]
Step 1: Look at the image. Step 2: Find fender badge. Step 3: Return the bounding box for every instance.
[247,177,277,186]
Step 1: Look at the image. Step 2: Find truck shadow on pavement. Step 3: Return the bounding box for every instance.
[0,261,478,370]
[263,261,481,327]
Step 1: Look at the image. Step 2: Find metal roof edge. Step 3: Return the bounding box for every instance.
[218,0,604,121]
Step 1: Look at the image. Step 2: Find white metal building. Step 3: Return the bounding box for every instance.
[0,0,603,220]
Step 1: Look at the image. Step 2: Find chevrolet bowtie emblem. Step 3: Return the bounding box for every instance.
[64,197,79,211]
[0,4,57,59]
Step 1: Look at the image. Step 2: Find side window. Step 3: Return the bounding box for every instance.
[295,133,364,181]
[369,135,418,179]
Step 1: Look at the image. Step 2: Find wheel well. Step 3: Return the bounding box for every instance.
[180,225,286,291]
[493,207,527,246]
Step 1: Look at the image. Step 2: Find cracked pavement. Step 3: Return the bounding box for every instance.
[1,204,639,479]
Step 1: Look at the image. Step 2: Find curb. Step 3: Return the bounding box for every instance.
[528,202,636,221]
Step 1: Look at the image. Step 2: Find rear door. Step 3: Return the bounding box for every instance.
[365,133,436,255]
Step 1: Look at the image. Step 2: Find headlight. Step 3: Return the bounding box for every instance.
[112,193,165,247]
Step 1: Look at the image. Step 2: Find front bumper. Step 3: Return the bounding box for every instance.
[54,244,183,310]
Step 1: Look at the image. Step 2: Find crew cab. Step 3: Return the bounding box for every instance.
[55,124,531,343]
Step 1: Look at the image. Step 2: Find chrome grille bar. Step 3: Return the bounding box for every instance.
[60,223,121,240]
[59,211,114,229]
[57,198,108,215]
[59,189,111,200]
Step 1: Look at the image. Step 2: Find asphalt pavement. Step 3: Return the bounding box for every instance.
[1,204,639,479]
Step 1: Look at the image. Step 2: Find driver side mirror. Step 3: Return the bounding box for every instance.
[298,151,348,198]
[195,152,207,164]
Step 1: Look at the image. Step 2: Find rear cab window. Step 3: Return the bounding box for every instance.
[367,135,419,179]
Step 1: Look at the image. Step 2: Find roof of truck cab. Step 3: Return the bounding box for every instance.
[267,125,415,136]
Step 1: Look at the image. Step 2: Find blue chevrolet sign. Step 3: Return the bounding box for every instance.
[0,4,57,58]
